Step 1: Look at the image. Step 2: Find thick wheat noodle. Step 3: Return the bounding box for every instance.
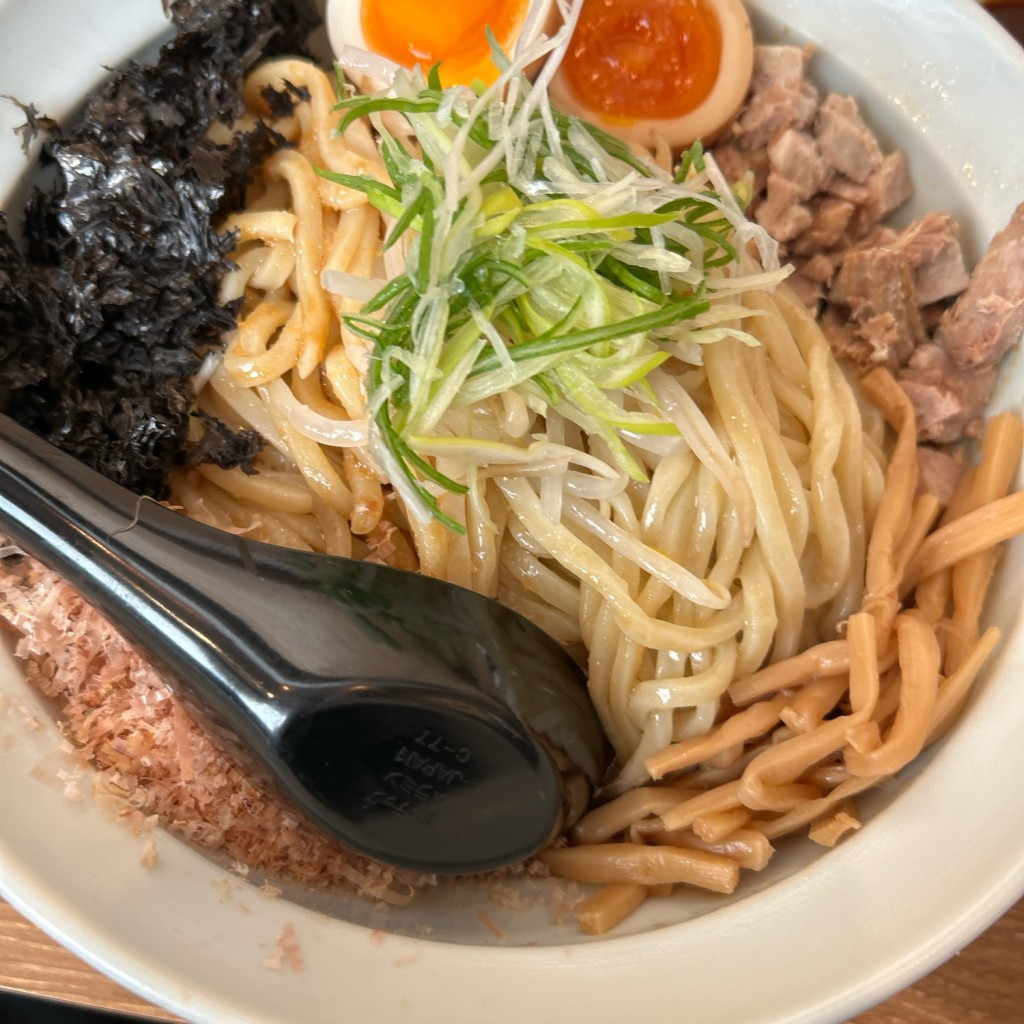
[500,545,580,615]
[728,639,850,705]
[692,806,751,843]
[732,541,779,677]
[195,464,315,514]
[892,493,942,577]
[221,210,298,243]
[627,642,738,723]
[576,883,649,936]
[901,492,1024,593]
[270,510,327,548]
[645,695,788,779]
[497,476,746,653]
[786,294,851,609]
[242,58,383,195]
[737,713,864,812]
[264,149,330,377]
[615,713,677,794]
[859,368,919,633]
[262,388,354,514]
[563,496,730,607]
[290,361,346,417]
[607,547,647,748]
[926,626,1002,744]
[845,612,941,776]
[647,370,755,543]
[778,675,849,733]
[173,475,236,532]
[224,300,301,384]
[324,204,380,292]
[657,780,744,832]
[807,801,861,847]
[946,413,1023,671]
[342,449,385,535]
[757,773,883,841]
[651,827,774,871]
[312,497,354,557]
[640,450,696,539]
[847,611,881,716]
[218,245,287,302]
[570,787,694,845]
[324,205,383,412]
[539,844,740,893]
[823,350,881,628]
[579,596,625,752]
[703,339,807,659]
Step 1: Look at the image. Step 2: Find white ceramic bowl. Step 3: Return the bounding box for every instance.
[0,2,1022,1022]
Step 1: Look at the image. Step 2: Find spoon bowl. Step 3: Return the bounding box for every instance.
[0,412,607,874]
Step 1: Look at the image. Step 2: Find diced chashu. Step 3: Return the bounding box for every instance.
[937,203,1024,368]
[897,203,1024,442]
[892,211,971,305]
[739,75,915,292]
[828,246,926,369]
[898,344,996,443]
[824,213,968,374]
[917,444,965,504]
[718,48,1024,446]
[730,45,819,151]
[815,94,883,185]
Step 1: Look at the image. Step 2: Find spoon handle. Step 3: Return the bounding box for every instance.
[0,412,534,760]
[0,412,289,739]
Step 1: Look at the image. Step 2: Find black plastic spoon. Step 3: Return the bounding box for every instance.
[0,413,607,875]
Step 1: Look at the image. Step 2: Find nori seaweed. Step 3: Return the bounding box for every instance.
[0,0,318,496]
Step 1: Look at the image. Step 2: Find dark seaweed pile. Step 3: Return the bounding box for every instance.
[0,0,318,495]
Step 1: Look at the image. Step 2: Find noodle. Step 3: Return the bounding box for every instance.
[576,882,649,936]
[155,58,1024,935]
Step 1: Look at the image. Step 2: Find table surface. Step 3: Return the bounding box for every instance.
[1,893,1023,1022]
[2,4,1023,1023]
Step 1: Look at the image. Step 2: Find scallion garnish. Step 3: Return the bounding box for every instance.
[320,32,786,531]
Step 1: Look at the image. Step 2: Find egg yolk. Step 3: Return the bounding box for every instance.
[561,0,723,123]
[361,0,528,86]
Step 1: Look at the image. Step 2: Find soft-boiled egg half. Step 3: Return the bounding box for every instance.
[327,0,558,86]
[549,0,754,150]
[327,0,753,151]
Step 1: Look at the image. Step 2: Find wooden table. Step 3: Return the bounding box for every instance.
[1,893,1023,1022]
[2,4,1023,1023]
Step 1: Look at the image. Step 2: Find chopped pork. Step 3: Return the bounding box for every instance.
[829,246,926,367]
[721,47,915,297]
[717,44,1024,445]
[731,45,819,151]
[815,94,883,185]
[937,204,1024,369]
[886,212,970,306]
[916,446,965,505]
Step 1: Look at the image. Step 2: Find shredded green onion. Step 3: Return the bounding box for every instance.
[320,41,782,531]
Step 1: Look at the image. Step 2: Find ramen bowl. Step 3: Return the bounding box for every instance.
[0,0,1022,1021]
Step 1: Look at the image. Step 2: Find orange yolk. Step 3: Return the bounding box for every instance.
[361,0,529,86]
[561,0,723,123]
